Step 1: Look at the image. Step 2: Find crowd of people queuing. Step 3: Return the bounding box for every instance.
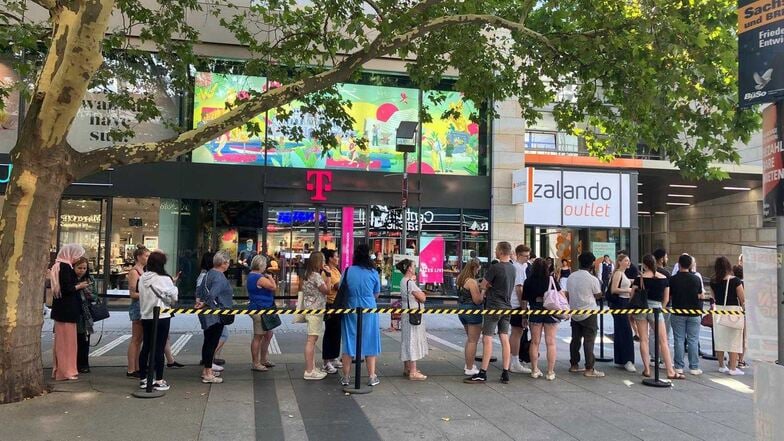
[47,239,746,390]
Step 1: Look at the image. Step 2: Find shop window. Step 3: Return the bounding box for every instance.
[421,208,461,295]
[58,198,107,293]
[216,201,264,295]
[462,209,490,264]
[108,198,162,294]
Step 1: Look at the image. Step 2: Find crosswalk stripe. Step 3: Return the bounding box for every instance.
[269,335,281,355]
[426,333,463,351]
[170,334,192,356]
[90,334,131,357]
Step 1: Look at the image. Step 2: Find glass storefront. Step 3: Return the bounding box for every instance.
[57,198,107,293]
[524,226,631,267]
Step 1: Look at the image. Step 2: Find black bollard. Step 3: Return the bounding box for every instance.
[596,299,612,362]
[642,307,672,388]
[133,306,165,398]
[344,307,372,394]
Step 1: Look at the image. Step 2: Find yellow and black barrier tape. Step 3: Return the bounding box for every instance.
[161,308,744,316]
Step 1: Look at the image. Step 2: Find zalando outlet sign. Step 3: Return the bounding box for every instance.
[525,169,631,228]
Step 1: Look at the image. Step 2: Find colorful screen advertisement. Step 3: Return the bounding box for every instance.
[0,60,20,154]
[266,83,419,172]
[192,72,268,165]
[421,91,480,176]
[418,235,444,283]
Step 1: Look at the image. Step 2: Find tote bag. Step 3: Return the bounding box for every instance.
[714,280,744,330]
[542,276,570,320]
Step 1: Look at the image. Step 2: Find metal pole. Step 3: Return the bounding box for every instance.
[401,151,408,255]
[778,217,784,365]
[133,306,165,398]
[596,299,612,362]
[344,307,372,394]
[642,308,672,388]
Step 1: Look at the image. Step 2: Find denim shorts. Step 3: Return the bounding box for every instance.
[458,302,483,326]
[128,300,141,321]
[634,300,664,323]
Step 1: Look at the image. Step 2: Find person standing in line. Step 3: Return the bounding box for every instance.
[301,252,330,380]
[339,244,383,387]
[710,256,746,376]
[632,254,682,380]
[397,259,429,380]
[525,258,560,381]
[600,255,614,295]
[126,246,149,378]
[50,244,90,381]
[137,251,179,391]
[619,249,642,342]
[510,244,532,374]
[565,252,605,378]
[650,248,672,366]
[321,248,343,374]
[609,253,636,372]
[558,259,571,286]
[465,242,515,384]
[457,259,483,376]
[73,257,95,374]
[247,255,278,372]
[196,251,234,384]
[669,254,704,376]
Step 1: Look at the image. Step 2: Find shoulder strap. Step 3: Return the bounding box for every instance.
[723,279,730,307]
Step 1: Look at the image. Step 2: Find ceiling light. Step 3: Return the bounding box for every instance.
[723,186,751,191]
[666,202,690,206]
[637,201,643,204]
[655,211,667,215]
[667,194,694,198]
[637,183,643,186]
[669,184,698,189]
[637,192,643,196]
[638,211,651,215]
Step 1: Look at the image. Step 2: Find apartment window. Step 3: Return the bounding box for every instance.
[525,132,557,150]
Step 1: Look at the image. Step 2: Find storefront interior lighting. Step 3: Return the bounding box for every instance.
[638,211,651,215]
[667,194,694,198]
[666,202,690,206]
[637,192,643,196]
[669,184,698,188]
[655,211,667,215]
[723,186,751,191]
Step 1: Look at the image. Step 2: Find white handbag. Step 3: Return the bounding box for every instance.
[713,279,744,330]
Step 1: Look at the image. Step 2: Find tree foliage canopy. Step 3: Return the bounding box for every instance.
[0,0,759,179]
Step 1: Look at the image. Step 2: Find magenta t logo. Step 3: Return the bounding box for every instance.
[306,170,333,201]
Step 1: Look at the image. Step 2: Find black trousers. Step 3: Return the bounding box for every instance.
[570,316,598,370]
[322,311,342,360]
[77,332,90,369]
[202,324,224,367]
[139,318,171,380]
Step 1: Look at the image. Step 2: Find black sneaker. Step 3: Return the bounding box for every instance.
[167,361,185,369]
[500,370,510,384]
[126,371,139,378]
[463,370,487,384]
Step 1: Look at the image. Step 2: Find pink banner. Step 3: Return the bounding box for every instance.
[340,206,354,271]
[419,235,444,283]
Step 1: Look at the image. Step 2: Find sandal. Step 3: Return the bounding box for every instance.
[251,365,269,372]
[667,373,686,380]
[262,361,276,368]
[409,371,427,381]
[642,370,651,378]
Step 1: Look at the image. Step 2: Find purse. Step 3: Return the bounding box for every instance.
[332,267,350,309]
[714,279,744,330]
[293,290,307,324]
[701,302,714,328]
[88,296,110,322]
[261,312,282,331]
[405,279,422,326]
[628,276,649,309]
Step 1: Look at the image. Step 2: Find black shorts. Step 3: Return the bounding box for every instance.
[510,312,526,328]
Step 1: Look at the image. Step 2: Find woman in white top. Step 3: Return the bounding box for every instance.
[137,251,179,391]
[397,259,429,381]
[610,253,636,372]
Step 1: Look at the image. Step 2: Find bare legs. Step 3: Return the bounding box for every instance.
[635,317,676,377]
[543,324,557,375]
[716,351,740,371]
[463,324,481,370]
[341,354,377,379]
[127,320,143,374]
[530,323,557,375]
[305,335,319,373]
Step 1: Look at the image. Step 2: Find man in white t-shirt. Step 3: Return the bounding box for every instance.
[510,244,532,374]
[564,251,605,378]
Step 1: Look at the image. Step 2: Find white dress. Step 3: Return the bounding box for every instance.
[400,279,429,362]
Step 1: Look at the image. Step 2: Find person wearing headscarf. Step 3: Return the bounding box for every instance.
[49,244,89,381]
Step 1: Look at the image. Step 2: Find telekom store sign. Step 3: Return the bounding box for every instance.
[525,169,631,228]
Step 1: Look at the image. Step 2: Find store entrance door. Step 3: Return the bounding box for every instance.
[266,206,319,299]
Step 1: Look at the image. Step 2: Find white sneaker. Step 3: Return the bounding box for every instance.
[368,375,380,386]
[304,370,328,380]
[201,375,223,384]
[531,370,543,379]
[674,368,684,374]
[545,372,556,381]
[718,366,730,373]
[689,369,703,375]
[211,363,224,372]
[624,362,637,373]
[322,362,337,374]
[464,365,479,376]
[153,380,170,391]
[510,360,525,374]
[521,362,533,372]
[333,359,343,369]
[728,368,745,376]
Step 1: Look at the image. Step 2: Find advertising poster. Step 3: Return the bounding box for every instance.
[761,104,783,220]
[591,242,616,261]
[0,60,19,154]
[267,83,419,172]
[742,246,778,362]
[738,0,784,107]
[421,91,480,175]
[391,254,418,293]
[419,235,445,284]
[191,72,268,164]
[340,207,355,271]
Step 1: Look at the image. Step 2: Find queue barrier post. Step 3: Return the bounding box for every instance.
[133,306,166,398]
[595,299,612,363]
[642,307,672,388]
[344,307,372,394]
[701,300,719,361]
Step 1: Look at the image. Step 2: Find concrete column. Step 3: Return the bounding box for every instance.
[490,99,525,249]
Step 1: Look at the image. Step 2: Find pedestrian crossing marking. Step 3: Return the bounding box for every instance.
[90,334,131,357]
[170,334,192,356]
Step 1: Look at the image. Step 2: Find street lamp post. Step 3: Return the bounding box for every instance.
[396,121,419,256]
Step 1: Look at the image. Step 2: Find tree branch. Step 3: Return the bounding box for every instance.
[31,0,57,10]
[519,0,536,24]
[364,0,384,20]
[75,12,555,177]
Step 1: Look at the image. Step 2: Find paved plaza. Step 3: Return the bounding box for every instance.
[0,313,756,441]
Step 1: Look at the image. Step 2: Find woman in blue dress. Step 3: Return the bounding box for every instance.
[340,244,382,387]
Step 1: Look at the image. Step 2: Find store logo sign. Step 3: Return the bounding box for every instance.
[306,170,333,201]
[0,163,11,184]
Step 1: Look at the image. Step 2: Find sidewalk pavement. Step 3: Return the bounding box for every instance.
[1,315,756,441]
